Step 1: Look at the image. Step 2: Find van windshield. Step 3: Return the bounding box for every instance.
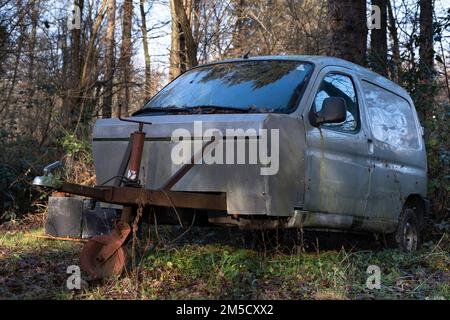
[140,60,313,114]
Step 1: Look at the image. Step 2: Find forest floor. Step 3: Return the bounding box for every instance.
[0,214,448,300]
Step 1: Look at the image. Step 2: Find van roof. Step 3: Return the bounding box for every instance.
[203,55,410,100]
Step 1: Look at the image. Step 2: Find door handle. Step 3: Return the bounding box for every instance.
[368,139,374,154]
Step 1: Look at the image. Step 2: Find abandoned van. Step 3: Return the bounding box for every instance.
[34,56,428,278]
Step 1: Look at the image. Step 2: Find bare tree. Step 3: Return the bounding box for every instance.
[419,0,434,75]
[118,0,133,114]
[80,0,108,89]
[27,0,38,109]
[140,0,152,101]
[169,0,181,79]
[1,0,26,116]
[223,0,329,59]
[230,0,247,56]
[370,0,388,76]
[67,0,84,129]
[417,0,435,121]
[179,0,198,67]
[328,0,367,65]
[102,0,116,118]
[169,0,198,79]
[387,0,401,81]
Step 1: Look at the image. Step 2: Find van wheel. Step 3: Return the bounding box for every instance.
[389,208,421,252]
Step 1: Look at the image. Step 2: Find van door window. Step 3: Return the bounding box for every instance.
[313,73,360,132]
[362,81,420,149]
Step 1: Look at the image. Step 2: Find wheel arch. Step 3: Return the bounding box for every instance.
[403,194,429,231]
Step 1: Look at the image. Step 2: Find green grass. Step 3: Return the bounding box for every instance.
[0,227,448,300]
[0,228,81,299]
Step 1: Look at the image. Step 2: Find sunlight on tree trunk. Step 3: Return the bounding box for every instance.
[169,0,198,80]
[102,0,116,119]
[328,0,367,65]
[118,0,133,114]
[140,0,152,101]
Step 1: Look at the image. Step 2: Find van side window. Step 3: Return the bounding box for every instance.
[362,81,420,149]
[313,73,359,132]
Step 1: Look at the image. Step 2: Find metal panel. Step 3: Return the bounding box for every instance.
[358,79,428,222]
[93,112,307,217]
[45,196,83,238]
[264,114,306,216]
[302,67,372,217]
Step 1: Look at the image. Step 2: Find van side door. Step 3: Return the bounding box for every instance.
[360,80,426,229]
[303,67,371,217]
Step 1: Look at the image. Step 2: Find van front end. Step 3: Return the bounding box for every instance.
[92,113,306,224]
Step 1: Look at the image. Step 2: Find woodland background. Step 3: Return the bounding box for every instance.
[0,0,449,300]
[0,0,448,234]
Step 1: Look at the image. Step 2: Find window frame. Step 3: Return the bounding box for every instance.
[309,71,362,135]
[360,79,421,150]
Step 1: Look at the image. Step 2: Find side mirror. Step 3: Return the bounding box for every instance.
[309,97,347,127]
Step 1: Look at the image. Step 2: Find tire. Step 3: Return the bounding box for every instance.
[389,207,421,252]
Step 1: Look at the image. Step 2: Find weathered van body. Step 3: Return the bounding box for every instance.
[92,56,428,239]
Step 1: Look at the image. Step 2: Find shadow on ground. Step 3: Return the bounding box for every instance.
[0,230,81,299]
[159,225,385,253]
[1,224,448,300]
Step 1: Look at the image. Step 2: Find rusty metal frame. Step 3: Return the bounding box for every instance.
[60,182,227,211]
[57,115,226,213]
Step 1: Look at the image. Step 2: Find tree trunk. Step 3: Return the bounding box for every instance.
[80,0,107,89]
[184,0,193,24]
[417,0,434,121]
[191,0,201,44]
[67,0,84,130]
[71,0,83,84]
[231,0,247,57]
[27,0,39,135]
[28,0,38,108]
[1,0,26,116]
[140,0,152,100]
[102,0,116,118]
[177,0,198,68]
[370,0,388,76]
[73,0,107,132]
[118,0,133,114]
[387,0,401,82]
[328,0,367,65]
[419,0,434,75]
[169,0,182,80]
[169,0,198,80]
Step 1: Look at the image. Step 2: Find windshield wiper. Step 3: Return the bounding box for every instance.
[132,106,191,116]
[186,105,252,113]
[133,105,255,116]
